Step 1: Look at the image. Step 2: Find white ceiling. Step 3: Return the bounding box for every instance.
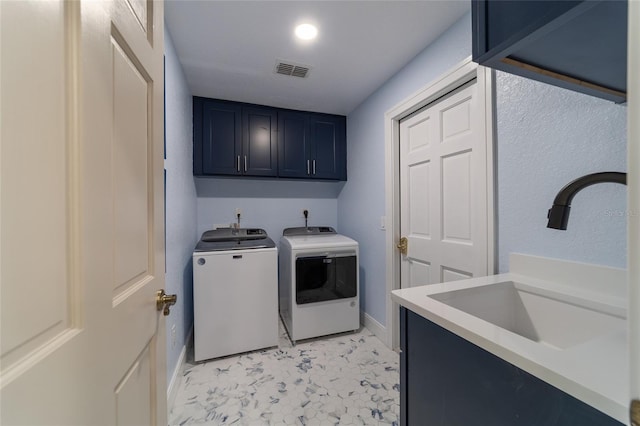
[165,1,470,116]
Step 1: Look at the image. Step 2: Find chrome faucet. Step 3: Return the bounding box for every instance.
[547,172,627,230]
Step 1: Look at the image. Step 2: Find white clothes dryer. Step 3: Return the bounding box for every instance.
[279,227,359,342]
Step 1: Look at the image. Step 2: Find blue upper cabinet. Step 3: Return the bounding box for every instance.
[194,96,346,180]
[278,111,310,178]
[472,0,627,103]
[194,98,242,176]
[309,114,346,181]
[242,106,278,177]
[278,111,347,180]
[193,98,277,177]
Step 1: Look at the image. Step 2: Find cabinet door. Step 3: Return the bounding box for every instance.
[242,106,278,176]
[278,110,310,178]
[400,308,624,425]
[309,114,346,180]
[198,98,242,176]
[472,0,627,103]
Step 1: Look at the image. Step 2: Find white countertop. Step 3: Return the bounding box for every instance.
[391,254,628,424]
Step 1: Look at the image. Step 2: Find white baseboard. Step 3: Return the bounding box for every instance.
[167,326,193,411]
[360,311,388,348]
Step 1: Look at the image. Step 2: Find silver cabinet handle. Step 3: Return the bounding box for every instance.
[312,159,316,175]
[244,155,247,172]
[307,160,310,175]
[236,155,240,172]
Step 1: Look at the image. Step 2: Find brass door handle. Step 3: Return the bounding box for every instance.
[397,237,408,255]
[156,289,177,316]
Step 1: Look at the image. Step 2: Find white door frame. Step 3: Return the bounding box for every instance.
[628,0,640,414]
[383,57,496,349]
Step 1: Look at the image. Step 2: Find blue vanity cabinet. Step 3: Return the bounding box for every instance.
[472,0,627,103]
[278,111,346,180]
[193,98,277,177]
[400,307,624,426]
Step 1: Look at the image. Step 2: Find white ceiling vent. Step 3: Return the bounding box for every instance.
[275,60,311,78]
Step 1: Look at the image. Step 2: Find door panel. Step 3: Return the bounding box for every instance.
[441,267,473,283]
[112,35,151,295]
[408,161,431,237]
[1,0,167,424]
[278,111,309,178]
[409,259,431,288]
[310,115,346,180]
[115,345,152,426]
[408,115,431,151]
[400,80,487,290]
[311,119,337,177]
[202,100,242,176]
[0,0,80,385]
[442,150,472,243]
[441,97,473,140]
[126,0,149,33]
[243,106,278,176]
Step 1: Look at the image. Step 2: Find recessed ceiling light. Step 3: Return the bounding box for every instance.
[295,24,318,41]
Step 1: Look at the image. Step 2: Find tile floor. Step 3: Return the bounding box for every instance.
[169,322,400,425]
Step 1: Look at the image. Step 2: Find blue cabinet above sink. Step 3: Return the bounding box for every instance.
[472,0,627,103]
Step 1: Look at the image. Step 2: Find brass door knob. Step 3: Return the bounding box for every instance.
[156,289,177,316]
[397,237,408,255]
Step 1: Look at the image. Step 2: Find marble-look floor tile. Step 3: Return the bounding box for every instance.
[170,322,399,425]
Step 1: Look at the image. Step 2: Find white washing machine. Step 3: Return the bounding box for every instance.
[193,228,278,362]
[279,227,359,342]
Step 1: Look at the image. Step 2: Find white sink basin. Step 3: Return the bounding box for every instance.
[429,281,625,350]
[391,255,629,422]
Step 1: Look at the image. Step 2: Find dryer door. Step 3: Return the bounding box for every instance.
[295,253,357,304]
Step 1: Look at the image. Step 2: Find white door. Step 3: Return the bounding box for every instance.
[399,80,489,288]
[1,1,168,424]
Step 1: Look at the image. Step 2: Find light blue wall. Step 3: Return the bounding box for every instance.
[339,13,472,326]
[495,71,627,272]
[195,178,342,239]
[340,11,627,327]
[164,27,198,384]
[164,7,627,352]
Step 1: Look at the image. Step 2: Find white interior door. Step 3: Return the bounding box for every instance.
[399,80,489,288]
[1,1,167,424]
